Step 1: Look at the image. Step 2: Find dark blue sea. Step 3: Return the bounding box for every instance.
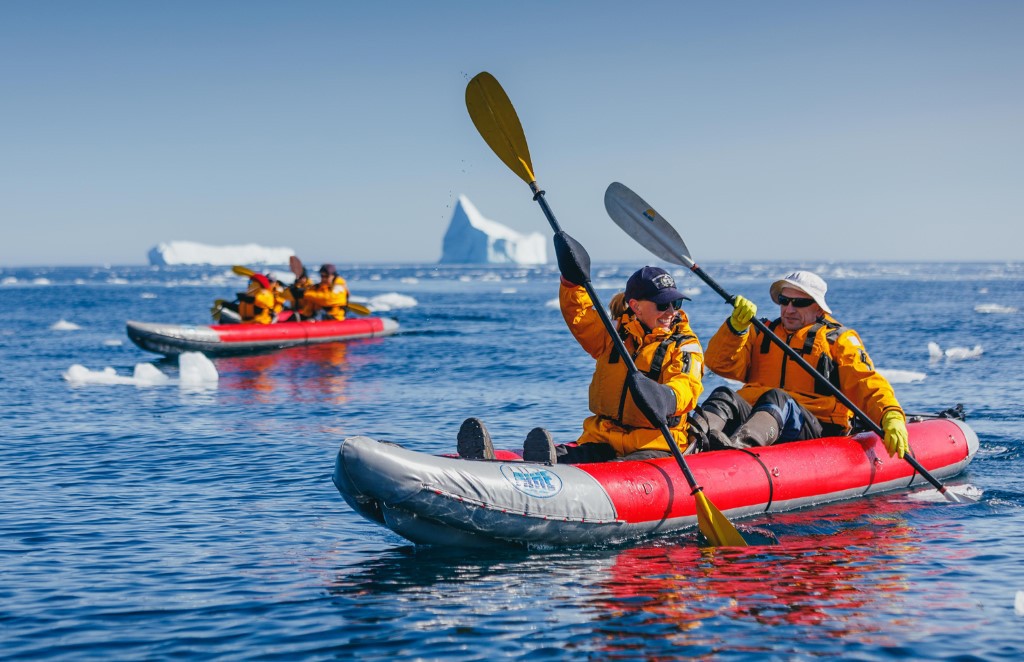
[3,262,1023,660]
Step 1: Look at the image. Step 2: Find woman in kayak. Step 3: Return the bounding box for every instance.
[458,232,705,464]
[237,273,276,325]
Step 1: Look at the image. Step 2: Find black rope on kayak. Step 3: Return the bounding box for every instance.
[734,448,774,513]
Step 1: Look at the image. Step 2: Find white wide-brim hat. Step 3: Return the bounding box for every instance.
[769,270,831,314]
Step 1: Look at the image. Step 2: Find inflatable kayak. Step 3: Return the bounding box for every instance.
[126,316,399,356]
[332,417,977,549]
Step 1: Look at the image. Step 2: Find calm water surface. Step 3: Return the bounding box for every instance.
[2,262,1023,659]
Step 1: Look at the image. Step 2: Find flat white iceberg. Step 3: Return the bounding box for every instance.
[439,195,547,265]
[148,241,295,266]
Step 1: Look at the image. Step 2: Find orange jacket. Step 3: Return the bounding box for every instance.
[237,284,275,325]
[705,314,903,429]
[560,282,704,455]
[304,276,349,321]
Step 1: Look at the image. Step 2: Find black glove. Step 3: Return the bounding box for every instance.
[553,231,591,285]
[626,372,677,426]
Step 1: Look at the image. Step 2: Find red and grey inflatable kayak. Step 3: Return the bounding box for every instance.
[126,317,399,356]
[332,417,977,548]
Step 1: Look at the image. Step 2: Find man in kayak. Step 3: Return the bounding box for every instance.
[237,273,276,325]
[458,233,705,464]
[691,270,909,458]
[304,264,349,321]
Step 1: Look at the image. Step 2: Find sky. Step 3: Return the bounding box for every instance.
[2,0,1022,266]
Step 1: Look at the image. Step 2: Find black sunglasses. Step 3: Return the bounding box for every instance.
[777,295,816,308]
[655,299,685,312]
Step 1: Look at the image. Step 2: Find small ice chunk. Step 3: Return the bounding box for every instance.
[179,351,218,386]
[878,369,926,384]
[367,293,417,311]
[974,303,1016,314]
[945,345,983,361]
[133,363,170,385]
[1016,591,1024,616]
[51,319,81,331]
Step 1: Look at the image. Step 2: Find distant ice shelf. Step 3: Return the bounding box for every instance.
[439,195,547,265]
[148,241,295,266]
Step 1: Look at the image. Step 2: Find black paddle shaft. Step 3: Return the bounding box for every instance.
[530,183,703,492]
[687,262,954,497]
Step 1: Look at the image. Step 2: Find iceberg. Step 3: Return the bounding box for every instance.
[439,195,547,265]
[148,241,295,266]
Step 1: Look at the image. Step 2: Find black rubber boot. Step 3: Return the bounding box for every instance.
[728,411,781,448]
[457,418,495,460]
[522,427,557,464]
[687,409,730,452]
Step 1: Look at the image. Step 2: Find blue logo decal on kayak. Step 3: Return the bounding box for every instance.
[501,464,563,498]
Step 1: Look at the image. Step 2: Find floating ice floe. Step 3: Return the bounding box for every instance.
[974,303,1016,314]
[51,319,81,331]
[103,339,123,347]
[140,292,158,299]
[63,352,218,388]
[877,369,926,384]
[366,293,417,311]
[1016,591,1024,616]
[928,341,984,362]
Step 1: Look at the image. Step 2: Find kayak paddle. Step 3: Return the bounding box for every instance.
[232,265,256,278]
[466,71,748,547]
[603,181,977,504]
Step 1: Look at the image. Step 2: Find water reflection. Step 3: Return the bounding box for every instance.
[214,341,381,404]
[325,495,953,655]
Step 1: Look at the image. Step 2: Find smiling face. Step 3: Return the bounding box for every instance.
[629,298,679,332]
[778,286,823,332]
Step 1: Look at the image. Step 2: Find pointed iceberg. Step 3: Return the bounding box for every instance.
[148,241,296,266]
[439,195,547,265]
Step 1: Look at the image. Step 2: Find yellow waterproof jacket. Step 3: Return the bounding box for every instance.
[237,285,275,325]
[705,314,903,430]
[560,282,704,456]
[304,277,349,321]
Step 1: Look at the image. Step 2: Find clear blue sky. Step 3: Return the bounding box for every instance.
[2,1,1021,266]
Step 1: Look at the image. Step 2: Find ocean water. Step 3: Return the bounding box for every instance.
[2,262,1023,660]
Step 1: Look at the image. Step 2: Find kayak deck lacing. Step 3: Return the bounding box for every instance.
[424,484,624,524]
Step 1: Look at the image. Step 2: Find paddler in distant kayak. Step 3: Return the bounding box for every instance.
[458,233,705,464]
[237,273,276,325]
[303,263,350,321]
[690,270,909,458]
[279,267,314,321]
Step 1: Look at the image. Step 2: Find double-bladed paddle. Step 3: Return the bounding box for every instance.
[603,181,977,504]
[466,72,748,546]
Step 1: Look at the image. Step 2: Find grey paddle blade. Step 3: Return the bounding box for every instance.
[604,182,694,268]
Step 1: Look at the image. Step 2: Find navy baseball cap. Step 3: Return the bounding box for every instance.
[624,266,689,305]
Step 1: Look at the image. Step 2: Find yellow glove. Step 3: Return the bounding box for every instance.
[881,411,908,459]
[730,295,757,332]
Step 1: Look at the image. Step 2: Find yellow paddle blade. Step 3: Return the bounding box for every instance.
[465,72,536,184]
[232,265,256,278]
[345,302,372,316]
[694,491,748,547]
